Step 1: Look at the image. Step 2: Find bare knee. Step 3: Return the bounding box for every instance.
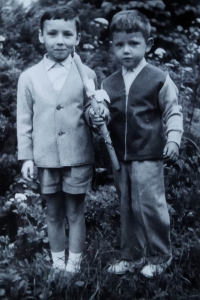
[47,210,65,226]
[44,192,65,225]
[66,209,84,225]
[65,193,85,224]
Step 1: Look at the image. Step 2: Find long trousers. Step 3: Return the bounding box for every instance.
[113,160,171,264]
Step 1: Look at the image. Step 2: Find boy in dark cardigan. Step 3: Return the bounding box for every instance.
[101,10,183,278]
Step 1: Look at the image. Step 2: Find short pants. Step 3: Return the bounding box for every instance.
[37,165,93,194]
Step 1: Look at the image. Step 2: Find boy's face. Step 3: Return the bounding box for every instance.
[39,19,80,62]
[112,31,152,69]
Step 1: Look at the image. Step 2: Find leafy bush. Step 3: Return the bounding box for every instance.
[0,53,22,195]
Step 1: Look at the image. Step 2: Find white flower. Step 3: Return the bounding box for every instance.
[94,18,109,27]
[154,48,166,58]
[185,53,194,59]
[177,25,183,32]
[10,198,15,202]
[165,63,175,67]
[5,201,12,207]
[84,79,110,103]
[184,67,193,73]
[8,243,15,249]
[15,193,27,202]
[83,44,95,50]
[95,90,110,103]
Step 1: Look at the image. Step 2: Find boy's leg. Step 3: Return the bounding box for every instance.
[38,168,66,269]
[43,191,66,269]
[130,161,171,266]
[113,162,145,262]
[44,191,66,252]
[65,193,85,272]
[64,193,86,253]
[61,164,92,273]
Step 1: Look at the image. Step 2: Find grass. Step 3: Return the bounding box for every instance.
[1,204,200,300]
[0,146,200,299]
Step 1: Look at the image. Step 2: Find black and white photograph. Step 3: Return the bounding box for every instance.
[0,0,200,299]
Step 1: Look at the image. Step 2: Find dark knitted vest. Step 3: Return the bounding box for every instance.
[103,63,167,161]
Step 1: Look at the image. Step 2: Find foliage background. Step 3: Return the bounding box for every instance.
[0,0,200,299]
[0,0,200,191]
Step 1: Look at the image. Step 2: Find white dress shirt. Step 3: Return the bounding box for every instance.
[43,54,72,92]
[122,58,147,95]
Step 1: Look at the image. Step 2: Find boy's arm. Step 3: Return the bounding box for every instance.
[89,82,110,127]
[83,69,95,126]
[83,69,109,127]
[17,73,35,175]
[159,74,183,160]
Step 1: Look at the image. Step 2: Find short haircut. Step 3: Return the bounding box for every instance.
[110,10,151,42]
[40,6,81,33]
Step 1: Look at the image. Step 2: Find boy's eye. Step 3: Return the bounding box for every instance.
[48,31,57,36]
[64,32,73,37]
[115,42,123,47]
[129,41,139,46]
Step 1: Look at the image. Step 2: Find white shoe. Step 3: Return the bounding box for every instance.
[66,257,82,274]
[141,256,172,278]
[52,262,66,272]
[108,258,144,275]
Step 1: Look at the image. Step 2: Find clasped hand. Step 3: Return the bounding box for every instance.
[89,103,109,127]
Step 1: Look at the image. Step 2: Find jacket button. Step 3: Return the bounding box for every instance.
[56,104,62,110]
[58,132,64,136]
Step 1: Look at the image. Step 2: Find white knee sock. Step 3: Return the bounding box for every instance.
[66,251,82,273]
[51,250,65,268]
[68,251,82,261]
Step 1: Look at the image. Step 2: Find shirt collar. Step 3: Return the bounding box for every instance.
[122,58,147,76]
[43,54,73,71]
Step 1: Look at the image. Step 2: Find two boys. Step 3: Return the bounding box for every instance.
[17,7,183,278]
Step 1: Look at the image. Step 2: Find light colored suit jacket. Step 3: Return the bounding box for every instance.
[17,59,96,167]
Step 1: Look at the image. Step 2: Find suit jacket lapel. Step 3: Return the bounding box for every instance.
[58,60,84,104]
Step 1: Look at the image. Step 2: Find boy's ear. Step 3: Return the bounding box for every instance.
[75,33,81,46]
[146,37,154,53]
[38,29,44,44]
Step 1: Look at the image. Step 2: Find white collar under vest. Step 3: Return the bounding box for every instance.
[122,58,147,95]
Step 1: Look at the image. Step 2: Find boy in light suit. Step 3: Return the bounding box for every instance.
[17,6,108,274]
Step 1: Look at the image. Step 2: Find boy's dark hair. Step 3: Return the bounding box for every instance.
[40,6,81,33]
[110,10,151,42]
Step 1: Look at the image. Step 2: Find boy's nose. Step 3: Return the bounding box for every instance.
[123,44,130,54]
[56,34,64,45]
